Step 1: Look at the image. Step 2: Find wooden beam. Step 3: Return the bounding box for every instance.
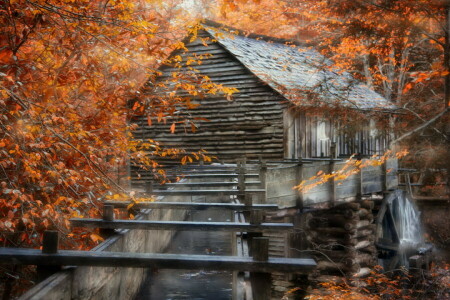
[159,181,262,187]
[182,174,259,178]
[143,189,265,196]
[104,201,279,211]
[0,248,316,273]
[70,219,294,232]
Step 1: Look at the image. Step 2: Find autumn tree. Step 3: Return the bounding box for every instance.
[212,0,449,196]
[0,0,236,254]
[290,0,449,195]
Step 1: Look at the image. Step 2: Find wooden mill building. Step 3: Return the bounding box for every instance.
[131,21,395,171]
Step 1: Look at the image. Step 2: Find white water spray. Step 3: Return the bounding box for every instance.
[387,190,424,267]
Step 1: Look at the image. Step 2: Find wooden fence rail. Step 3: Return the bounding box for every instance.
[0,247,315,273]
[70,219,294,232]
[142,189,265,196]
[104,201,278,211]
[157,181,261,187]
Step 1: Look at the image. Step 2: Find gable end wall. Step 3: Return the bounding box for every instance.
[131,30,287,174]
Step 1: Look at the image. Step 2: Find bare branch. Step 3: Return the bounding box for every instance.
[390,107,449,145]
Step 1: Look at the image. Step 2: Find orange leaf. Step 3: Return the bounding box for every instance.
[90,233,104,243]
[0,49,12,63]
[170,123,176,133]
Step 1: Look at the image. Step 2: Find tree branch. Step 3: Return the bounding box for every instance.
[390,107,449,145]
[401,106,449,141]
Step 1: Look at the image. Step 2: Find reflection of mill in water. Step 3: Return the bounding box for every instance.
[376,189,431,270]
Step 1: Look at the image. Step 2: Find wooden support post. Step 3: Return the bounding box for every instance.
[251,237,271,300]
[37,231,61,282]
[231,218,238,300]
[382,161,388,192]
[242,155,247,170]
[244,192,253,206]
[259,158,267,204]
[296,157,304,209]
[238,160,247,205]
[329,142,336,203]
[103,205,114,221]
[358,167,364,199]
[250,210,264,225]
[100,205,115,238]
[259,157,267,188]
[405,173,413,197]
[42,231,59,254]
[252,237,269,261]
[330,142,336,160]
[237,161,245,192]
[145,181,154,193]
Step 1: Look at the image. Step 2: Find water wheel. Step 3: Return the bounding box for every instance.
[374,189,423,270]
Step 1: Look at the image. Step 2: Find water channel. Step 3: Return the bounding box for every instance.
[135,209,234,300]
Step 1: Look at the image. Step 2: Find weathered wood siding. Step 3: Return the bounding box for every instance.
[132,31,286,155]
[285,111,391,159]
[264,158,398,208]
[130,30,286,180]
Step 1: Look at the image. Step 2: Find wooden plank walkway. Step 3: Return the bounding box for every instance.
[104,201,278,210]
[0,248,316,273]
[70,219,294,232]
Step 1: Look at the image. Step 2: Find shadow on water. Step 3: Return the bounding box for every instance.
[135,209,233,300]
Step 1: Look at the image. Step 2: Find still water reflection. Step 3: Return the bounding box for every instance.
[135,209,233,300]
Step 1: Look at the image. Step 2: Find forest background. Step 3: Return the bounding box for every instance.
[0,0,449,297]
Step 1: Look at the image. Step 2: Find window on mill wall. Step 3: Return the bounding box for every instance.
[316,120,330,157]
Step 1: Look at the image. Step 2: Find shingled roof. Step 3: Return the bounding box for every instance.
[203,23,395,110]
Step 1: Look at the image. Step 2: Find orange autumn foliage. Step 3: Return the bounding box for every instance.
[214,0,449,197]
[295,150,409,193]
[0,0,229,249]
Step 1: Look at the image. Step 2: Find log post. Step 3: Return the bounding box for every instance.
[251,237,271,300]
[37,231,61,282]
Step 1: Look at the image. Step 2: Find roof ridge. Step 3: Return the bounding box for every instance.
[201,19,305,47]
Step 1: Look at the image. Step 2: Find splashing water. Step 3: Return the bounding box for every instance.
[387,190,424,267]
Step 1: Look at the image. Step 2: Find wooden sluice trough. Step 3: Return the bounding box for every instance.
[2,157,406,299]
